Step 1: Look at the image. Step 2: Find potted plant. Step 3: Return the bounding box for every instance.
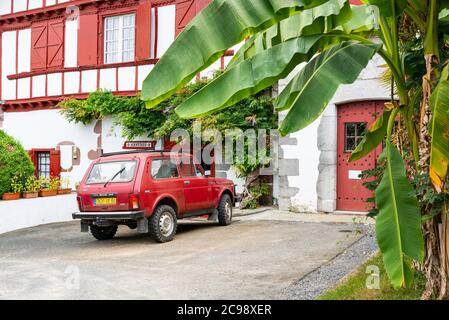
[22,176,41,199]
[58,176,72,195]
[38,177,59,197]
[2,175,24,201]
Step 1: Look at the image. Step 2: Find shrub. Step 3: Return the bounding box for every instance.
[0,130,35,195]
[24,176,41,193]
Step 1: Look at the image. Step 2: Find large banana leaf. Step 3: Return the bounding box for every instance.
[429,81,449,192]
[176,36,321,118]
[230,0,370,67]
[349,109,391,162]
[276,41,381,135]
[141,0,329,108]
[338,4,378,33]
[375,142,424,289]
[362,0,407,17]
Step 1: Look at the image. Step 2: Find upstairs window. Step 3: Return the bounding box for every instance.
[104,14,135,64]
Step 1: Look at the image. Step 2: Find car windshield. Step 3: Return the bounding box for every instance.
[86,160,137,184]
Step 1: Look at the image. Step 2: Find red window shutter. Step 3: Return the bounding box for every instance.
[175,0,210,36]
[136,1,152,60]
[49,149,61,178]
[78,14,99,66]
[31,23,48,70]
[47,20,64,68]
[27,150,37,176]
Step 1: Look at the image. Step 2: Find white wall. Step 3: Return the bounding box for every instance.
[156,5,176,58]
[0,194,76,235]
[64,19,78,68]
[1,31,17,101]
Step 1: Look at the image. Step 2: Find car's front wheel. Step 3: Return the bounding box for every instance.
[149,205,177,243]
[218,194,232,226]
[90,225,118,240]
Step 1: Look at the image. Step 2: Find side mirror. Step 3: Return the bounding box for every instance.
[204,170,211,177]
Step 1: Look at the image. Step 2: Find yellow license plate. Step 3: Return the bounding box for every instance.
[95,197,116,205]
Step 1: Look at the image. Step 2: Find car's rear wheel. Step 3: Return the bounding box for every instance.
[149,205,177,243]
[90,225,118,240]
[218,194,232,226]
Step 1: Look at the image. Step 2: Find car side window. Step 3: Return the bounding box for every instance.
[179,158,203,177]
[151,159,179,180]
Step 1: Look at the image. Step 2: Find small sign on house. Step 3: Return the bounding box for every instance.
[123,141,157,150]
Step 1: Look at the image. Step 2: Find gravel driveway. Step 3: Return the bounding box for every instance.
[0,212,367,299]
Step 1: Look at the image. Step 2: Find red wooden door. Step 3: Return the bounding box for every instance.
[336,101,385,212]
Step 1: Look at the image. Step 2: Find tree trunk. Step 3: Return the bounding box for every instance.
[420,54,448,300]
[239,169,260,209]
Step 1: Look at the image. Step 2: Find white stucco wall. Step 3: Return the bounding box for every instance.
[0,194,77,235]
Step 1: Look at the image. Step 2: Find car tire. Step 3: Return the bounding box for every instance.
[90,225,118,240]
[149,205,177,243]
[218,194,232,226]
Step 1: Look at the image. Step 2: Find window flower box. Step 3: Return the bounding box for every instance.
[57,188,72,195]
[39,190,57,197]
[2,193,21,201]
[22,192,39,199]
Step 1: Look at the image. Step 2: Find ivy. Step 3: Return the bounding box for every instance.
[59,77,278,182]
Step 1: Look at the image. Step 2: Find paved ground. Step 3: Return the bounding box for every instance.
[0,211,369,300]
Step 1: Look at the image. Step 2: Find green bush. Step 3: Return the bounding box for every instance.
[0,130,35,195]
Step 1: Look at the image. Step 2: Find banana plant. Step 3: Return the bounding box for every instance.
[142,0,449,295]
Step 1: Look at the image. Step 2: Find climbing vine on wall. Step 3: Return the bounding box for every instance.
[59,77,278,207]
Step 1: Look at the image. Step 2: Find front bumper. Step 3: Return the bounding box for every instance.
[72,211,145,220]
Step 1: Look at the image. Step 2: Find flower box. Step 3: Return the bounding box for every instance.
[57,188,72,195]
[39,190,57,197]
[22,192,39,199]
[2,193,21,201]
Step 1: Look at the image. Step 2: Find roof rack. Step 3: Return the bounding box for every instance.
[100,149,174,157]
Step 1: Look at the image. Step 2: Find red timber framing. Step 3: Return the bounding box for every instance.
[0,0,170,111]
[0,0,232,112]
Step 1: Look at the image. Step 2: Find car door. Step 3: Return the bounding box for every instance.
[140,157,184,214]
[179,157,212,212]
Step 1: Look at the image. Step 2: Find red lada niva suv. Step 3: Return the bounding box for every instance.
[73,150,235,243]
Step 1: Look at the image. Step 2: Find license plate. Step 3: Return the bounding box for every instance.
[95,197,116,205]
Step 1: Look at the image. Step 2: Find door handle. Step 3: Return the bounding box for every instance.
[184,180,190,185]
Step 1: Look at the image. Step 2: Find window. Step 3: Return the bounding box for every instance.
[37,152,51,178]
[104,14,135,64]
[344,122,366,152]
[151,159,179,179]
[86,161,136,184]
[179,158,203,177]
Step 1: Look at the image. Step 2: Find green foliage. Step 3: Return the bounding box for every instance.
[59,91,166,139]
[241,183,271,209]
[360,165,384,218]
[10,175,25,194]
[60,81,277,177]
[141,0,329,108]
[319,254,426,300]
[0,130,35,195]
[39,176,60,191]
[23,176,41,193]
[375,142,424,288]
